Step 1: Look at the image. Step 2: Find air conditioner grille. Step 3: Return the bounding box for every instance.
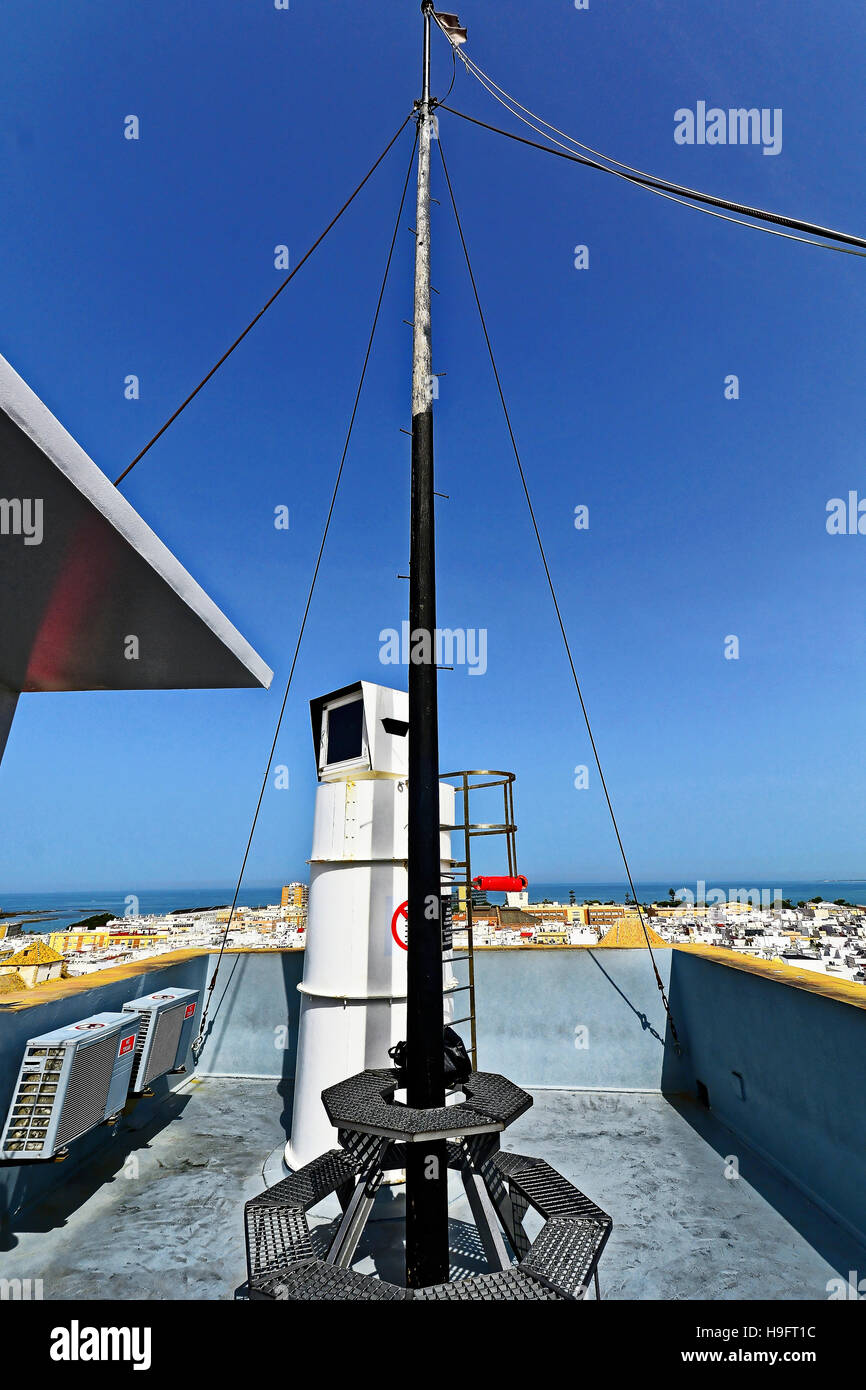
[143,1003,186,1086]
[134,1013,152,1060]
[55,1034,117,1147]
[130,1012,153,1088]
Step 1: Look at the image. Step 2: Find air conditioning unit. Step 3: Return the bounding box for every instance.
[122,988,199,1093]
[0,1013,140,1160]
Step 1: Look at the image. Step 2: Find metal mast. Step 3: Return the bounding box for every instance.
[405,0,449,1288]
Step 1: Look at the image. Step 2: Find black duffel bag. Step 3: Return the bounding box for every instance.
[389,1026,472,1089]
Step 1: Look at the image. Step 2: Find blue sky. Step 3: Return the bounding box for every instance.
[1,0,865,892]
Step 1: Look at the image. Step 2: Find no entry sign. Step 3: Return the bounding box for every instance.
[391,900,409,950]
[391,896,452,951]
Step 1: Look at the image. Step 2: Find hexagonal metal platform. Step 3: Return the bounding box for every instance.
[242,1068,612,1300]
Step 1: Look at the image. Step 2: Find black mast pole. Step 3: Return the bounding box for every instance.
[405,0,449,1288]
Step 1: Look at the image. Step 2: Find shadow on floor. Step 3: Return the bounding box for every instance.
[0,1084,192,1250]
[667,1092,866,1279]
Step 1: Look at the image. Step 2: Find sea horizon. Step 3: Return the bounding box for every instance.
[3,878,866,935]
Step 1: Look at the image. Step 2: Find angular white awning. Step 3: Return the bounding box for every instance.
[0,351,273,696]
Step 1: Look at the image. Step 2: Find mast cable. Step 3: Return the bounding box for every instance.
[457,40,781,186]
[431,20,866,256]
[438,107,866,259]
[192,127,419,1054]
[436,134,682,1051]
[115,113,414,487]
[436,45,457,108]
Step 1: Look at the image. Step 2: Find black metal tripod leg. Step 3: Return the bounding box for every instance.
[336,1178,355,1214]
[325,1138,389,1270]
[460,1161,512,1270]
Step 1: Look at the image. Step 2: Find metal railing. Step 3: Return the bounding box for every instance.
[439,770,520,1070]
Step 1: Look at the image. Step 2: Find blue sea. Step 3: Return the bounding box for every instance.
[0,886,286,935]
[2,879,865,934]
[527,880,866,907]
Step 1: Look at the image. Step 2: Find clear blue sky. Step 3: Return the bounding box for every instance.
[2,0,865,893]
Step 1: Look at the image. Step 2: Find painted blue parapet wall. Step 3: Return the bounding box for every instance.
[0,950,305,1230]
[192,949,304,1079]
[473,948,688,1091]
[667,950,866,1244]
[1,945,678,1226]
[2,944,865,1246]
[189,948,681,1091]
[0,953,210,1231]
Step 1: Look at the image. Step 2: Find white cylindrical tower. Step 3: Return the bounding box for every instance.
[286,682,454,1170]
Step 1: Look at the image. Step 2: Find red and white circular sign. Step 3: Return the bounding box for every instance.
[391,900,409,951]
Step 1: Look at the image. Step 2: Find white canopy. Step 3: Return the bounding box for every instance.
[0,351,272,696]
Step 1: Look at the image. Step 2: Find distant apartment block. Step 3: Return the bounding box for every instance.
[281,883,309,910]
[50,929,170,954]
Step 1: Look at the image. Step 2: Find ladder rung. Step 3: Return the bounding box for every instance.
[446,984,472,994]
[450,1016,473,1026]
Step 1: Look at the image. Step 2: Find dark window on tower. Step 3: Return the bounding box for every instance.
[325,699,364,765]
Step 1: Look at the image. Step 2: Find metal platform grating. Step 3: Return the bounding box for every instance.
[250,1260,409,1301]
[244,1147,362,1281]
[247,1149,358,1212]
[246,1203,315,1277]
[322,1067,533,1140]
[243,1066,612,1301]
[493,1151,612,1223]
[412,1269,562,1300]
[519,1216,610,1299]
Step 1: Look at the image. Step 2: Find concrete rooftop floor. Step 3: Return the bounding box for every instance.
[1,1077,863,1300]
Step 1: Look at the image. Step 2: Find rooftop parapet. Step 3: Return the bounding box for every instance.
[0,941,864,1264]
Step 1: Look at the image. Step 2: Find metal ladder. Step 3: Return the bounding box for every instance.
[440,770,520,1071]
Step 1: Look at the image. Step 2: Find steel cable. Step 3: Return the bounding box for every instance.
[192,126,419,1054]
[115,114,414,486]
[437,134,682,1051]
